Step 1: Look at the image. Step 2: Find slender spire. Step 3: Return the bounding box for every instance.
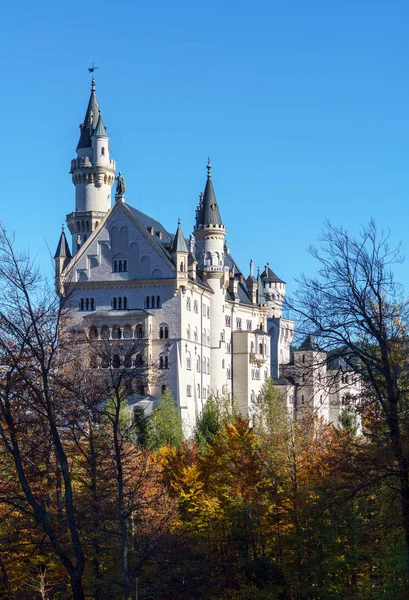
[54,229,72,259]
[77,77,100,150]
[171,219,189,253]
[195,159,223,227]
[257,267,266,304]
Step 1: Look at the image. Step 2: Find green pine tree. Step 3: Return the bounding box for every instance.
[147,387,184,449]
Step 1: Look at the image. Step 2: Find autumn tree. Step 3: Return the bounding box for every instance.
[0,225,86,599]
[290,219,409,581]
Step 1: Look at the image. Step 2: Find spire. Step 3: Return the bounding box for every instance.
[77,77,100,150]
[257,267,266,304]
[92,110,107,137]
[54,229,72,259]
[195,159,223,227]
[171,219,189,253]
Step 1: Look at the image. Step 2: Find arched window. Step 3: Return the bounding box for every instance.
[250,341,254,353]
[123,297,127,309]
[207,357,210,374]
[118,297,122,310]
[85,298,89,311]
[186,297,191,311]
[112,297,117,309]
[112,325,121,339]
[165,356,168,369]
[165,327,169,339]
[197,384,201,398]
[160,327,163,339]
[101,325,109,340]
[187,325,191,340]
[124,355,132,368]
[186,353,191,370]
[118,261,123,272]
[202,357,206,371]
[113,261,118,272]
[160,356,164,369]
[194,327,198,342]
[145,296,150,308]
[220,330,225,342]
[80,298,84,311]
[193,300,198,314]
[123,260,127,272]
[151,296,155,308]
[90,298,95,311]
[196,356,201,372]
[101,147,105,156]
[180,261,184,272]
[259,343,263,355]
[203,328,206,343]
[222,359,225,369]
[112,354,121,369]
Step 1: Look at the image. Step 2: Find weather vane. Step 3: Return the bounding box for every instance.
[88,63,99,73]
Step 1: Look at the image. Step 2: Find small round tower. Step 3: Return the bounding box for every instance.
[66,77,116,252]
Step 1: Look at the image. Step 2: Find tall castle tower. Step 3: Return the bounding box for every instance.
[66,76,116,253]
[194,160,229,393]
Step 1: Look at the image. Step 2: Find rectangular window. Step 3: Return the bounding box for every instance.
[246,319,252,331]
[187,385,191,397]
[236,318,242,330]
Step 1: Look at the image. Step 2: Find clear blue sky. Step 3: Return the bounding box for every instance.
[1,0,409,295]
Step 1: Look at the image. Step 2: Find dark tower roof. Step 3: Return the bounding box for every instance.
[54,230,72,259]
[171,219,189,253]
[257,268,266,304]
[77,77,100,150]
[261,263,285,284]
[195,159,223,227]
[92,111,107,137]
[299,335,321,352]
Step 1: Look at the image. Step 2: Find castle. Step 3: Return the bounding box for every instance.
[54,77,359,433]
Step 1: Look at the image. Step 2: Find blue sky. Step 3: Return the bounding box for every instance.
[1,0,409,295]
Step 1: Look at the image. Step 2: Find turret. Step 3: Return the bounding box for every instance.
[66,76,116,253]
[260,263,285,318]
[171,219,189,289]
[193,159,226,274]
[54,227,72,294]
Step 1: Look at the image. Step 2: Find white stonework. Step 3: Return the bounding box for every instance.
[54,80,359,435]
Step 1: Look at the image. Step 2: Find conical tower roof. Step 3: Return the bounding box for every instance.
[261,263,285,284]
[299,335,321,351]
[92,110,107,137]
[195,159,223,227]
[171,220,189,253]
[77,77,100,150]
[54,229,72,259]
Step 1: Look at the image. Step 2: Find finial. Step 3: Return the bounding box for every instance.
[61,223,65,232]
[250,259,254,277]
[207,157,212,178]
[177,218,181,226]
[88,64,98,91]
[91,76,96,92]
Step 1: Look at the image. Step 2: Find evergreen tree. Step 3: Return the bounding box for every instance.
[147,387,183,449]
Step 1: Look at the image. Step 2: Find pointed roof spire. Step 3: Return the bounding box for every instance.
[257,267,266,304]
[92,110,107,137]
[171,219,189,253]
[77,77,100,150]
[196,159,223,227]
[299,335,321,351]
[54,229,72,259]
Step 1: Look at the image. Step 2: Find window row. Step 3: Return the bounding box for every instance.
[187,355,210,374]
[113,259,127,272]
[195,385,210,399]
[186,298,199,313]
[88,324,144,340]
[250,342,266,355]
[144,295,161,309]
[112,296,127,310]
[186,325,210,344]
[89,353,144,369]
[159,325,169,339]
[80,298,95,311]
[251,368,260,380]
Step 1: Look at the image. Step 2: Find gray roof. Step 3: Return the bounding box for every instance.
[257,269,266,304]
[171,221,189,253]
[77,80,100,150]
[54,231,72,259]
[298,335,321,351]
[127,206,173,245]
[195,162,223,227]
[83,309,152,319]
[224,253,254,306]
[261,264,285,284]
[92,111,107,137]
